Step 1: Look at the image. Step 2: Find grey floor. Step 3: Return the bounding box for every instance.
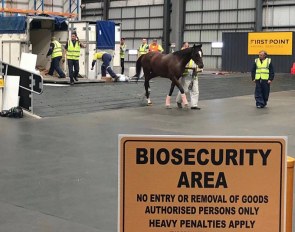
[0,73,295,231]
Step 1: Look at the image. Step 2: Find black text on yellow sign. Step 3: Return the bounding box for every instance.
[248,32,293,55]
[136,147,271,188]
[119,136,286,232]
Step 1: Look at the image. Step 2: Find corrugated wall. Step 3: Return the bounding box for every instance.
[263,0,295,30]
[222,32,295,73]
[1,0,74,17]
[184,0,256,70]
[108,0,164,71]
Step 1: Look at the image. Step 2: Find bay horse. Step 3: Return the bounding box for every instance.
[134,44,204,107]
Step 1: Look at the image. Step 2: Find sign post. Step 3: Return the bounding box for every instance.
[119,136,287,232]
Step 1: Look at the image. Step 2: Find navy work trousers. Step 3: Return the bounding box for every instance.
[68,59,79,82]
[48,56,65,78]
[101,53,116,78]
[255,79,270,107]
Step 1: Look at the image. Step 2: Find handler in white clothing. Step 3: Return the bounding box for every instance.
[176,43,200,110]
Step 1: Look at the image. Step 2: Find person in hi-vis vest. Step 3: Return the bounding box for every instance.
[65,31,85,85]
[46,37,66,79]
[138,38,149,57]
[91,51,119,82]
[120,38,127,75]
[251,50,275,108]
[176,42,201,110]
[137,38,149,78]
[149,39,164,53]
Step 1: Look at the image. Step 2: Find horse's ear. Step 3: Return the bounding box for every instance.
[193,44,202,48]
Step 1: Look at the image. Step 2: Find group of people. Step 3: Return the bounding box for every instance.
[119,38,164,75]
[46,32,86,85]
[47,31,119,85]
[47,32,275,108]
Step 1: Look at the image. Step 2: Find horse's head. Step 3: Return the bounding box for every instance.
[191,44,204,69]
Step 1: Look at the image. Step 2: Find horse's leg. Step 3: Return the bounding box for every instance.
[173,77,189,108]
[165,82,176,108]
[144,73,152,105]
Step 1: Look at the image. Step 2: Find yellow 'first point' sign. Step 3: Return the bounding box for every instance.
[248,32,293,55]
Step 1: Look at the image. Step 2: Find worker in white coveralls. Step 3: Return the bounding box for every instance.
[176,42,201,110]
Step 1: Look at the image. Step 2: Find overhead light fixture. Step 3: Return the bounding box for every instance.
[211,42,223,48]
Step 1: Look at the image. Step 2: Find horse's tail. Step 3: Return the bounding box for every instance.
[134,55,144,82]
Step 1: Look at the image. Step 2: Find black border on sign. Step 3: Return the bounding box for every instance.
[121,139,284,232]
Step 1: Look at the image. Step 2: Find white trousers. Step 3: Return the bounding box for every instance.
[176,75,199,107]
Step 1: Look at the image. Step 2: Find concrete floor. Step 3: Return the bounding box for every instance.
[0,73,294,231]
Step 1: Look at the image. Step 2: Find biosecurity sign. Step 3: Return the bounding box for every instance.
[248,32,293,55]
[119,136,286,232]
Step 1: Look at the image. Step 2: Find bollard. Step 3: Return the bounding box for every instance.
[287,156,295,232]
[291,63,295,74]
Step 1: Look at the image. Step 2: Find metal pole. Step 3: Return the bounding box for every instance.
[170,0,185,51]
[103,0,109,20]
[255,0,263,31]
[163,0,171,54]
[77,0,80,19]
[2,0,4,16]
[30,74,34,114]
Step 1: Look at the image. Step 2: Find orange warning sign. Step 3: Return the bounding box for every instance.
[119,136,286,232]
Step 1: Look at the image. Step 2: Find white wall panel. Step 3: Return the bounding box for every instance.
[110,1,127,7]
[272,6,295,26]
[186,0,202,11]
[136,7,150,18]
[203,0,220,11]
[122,31,135,38]
[203,12,219,24]
[135,31,149,39]
[238,10,255,22]
[203,57,218,70]
[126,0,163,6]
[220,0,238,9]
[202,44,212,55]
[186,12,202,24]
[149,30,162,38]
[238,0,255,9]
[121,19,135,30]
[201,31,218,42]
[211,48,222,56]
[201,24,219,30]
[220,11,237,23]
[217,31,223,40]
[150,18,163,29]
[184,31,201,43]
[135,19,149,29]
[221,24,240,29]
[122,8,135,18]
[109,8,122,19]
[150,6,163,17]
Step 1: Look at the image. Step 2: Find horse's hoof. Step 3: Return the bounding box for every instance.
[166,105,172,109]
[183,104,189,110]
[147,102,153,106]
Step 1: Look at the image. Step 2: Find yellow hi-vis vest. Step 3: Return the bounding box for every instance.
[139,44,149,56]
[51,40,62,58]
[93,52,106,60]
[255,58,271,80]
[183,59,194,76]
[120,44,126,58]
[66,40,81,60]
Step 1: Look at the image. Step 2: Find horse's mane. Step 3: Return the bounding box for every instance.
[173,44,202,58]
[173,47,193,58]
